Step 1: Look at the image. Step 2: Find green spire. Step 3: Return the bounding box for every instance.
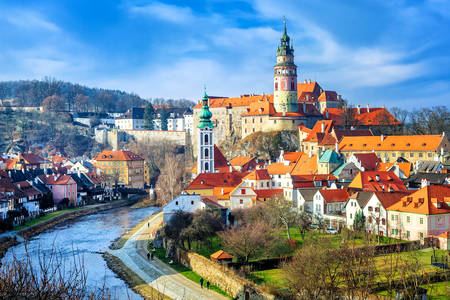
[277,18,294,56]
[197,91,213,128]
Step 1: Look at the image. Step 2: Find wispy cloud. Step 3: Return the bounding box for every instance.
[2,10,60,32]
[128,1,194,24]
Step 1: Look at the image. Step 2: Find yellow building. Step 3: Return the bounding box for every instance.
[338,134,450,164]
[94,150,145,189]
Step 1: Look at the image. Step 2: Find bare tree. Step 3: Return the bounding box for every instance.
[267,195,297,241]
[155,153,185,205]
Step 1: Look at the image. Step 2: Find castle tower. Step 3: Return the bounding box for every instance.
[197,91,214,174]
[273,20,298,113]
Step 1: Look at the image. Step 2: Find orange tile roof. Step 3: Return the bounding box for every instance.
[229,156,256,167]
[210,250,233,260]
[373,191,414,209]
[213,187,234,200]
[325,107,401,126]
[349,171,407,192]
[4,158,18,170]
[353,153,380,171]
[283,152,303,163]
[339,135,446,152]
[290,153,318,175]
[95,150,143,161]
[51,155,67,163]
[303,120,334,142]
[297,81,322,102]
[266,162,294,175]
[193,94,271,109]
[387,185,450,215]
[377,162,412,178]
[42,174,75,185]
[241,97,275,116]
[243,169,271,181]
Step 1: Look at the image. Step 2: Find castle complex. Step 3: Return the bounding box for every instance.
[192,23,342,155]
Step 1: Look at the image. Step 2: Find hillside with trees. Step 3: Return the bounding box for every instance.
[0,78,196,113]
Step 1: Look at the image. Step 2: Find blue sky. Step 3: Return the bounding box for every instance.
[0,0,449,107]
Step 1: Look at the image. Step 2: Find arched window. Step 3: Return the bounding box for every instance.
[291,81,295,90]
[275,82,278,91]
[205,162,209,172]
[205,148,209,158]
[204,134,209,144]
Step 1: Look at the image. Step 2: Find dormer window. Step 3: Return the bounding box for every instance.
[363,144,367,147]
[422,143,426,146]
[391,143,395,147]
[406,143,410,147]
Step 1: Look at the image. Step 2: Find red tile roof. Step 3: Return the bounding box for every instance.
[255,189,283,199]
[318,91,338,102]
[229,156,256,167]
[353,153,380,171]
[303,120,334,142]
[325,107,401,126]
[319,189,349,203]
[41,174,76,185]
[186,172,245,190]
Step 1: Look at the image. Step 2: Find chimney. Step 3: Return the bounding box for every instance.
[356,105,361,115]
[325,110,329,119]
[321,122,325,133]
[77,170,81,178]
[221,188,224,196]
[421,178,430,188]
[229,165,232,172]
[366,104,370,113]
[304,79,307,83]
[381,135,385,142]
[335,142,339,153]
[442,131,445,137]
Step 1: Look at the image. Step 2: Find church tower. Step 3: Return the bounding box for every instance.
[197,91,214,174]
[273,20,298,113]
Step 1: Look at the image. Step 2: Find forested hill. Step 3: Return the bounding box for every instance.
[0,79,195,112]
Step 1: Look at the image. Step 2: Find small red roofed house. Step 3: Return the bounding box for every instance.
[387,185,450,242]
[349,171,407,192]
[185,172,245,199]
[348,153,381,171]
[40,174,78,205]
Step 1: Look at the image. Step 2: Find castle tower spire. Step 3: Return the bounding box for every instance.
[197,91,214,174]
[274,18,298,113]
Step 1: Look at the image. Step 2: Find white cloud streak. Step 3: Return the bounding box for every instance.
[128,1,194,24]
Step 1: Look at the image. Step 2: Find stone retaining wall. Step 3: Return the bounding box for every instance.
[175,247,275,300]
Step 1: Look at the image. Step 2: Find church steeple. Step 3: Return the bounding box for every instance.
[197,91,213,129]
[197,90,214,174]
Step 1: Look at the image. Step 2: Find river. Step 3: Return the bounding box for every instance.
[2,205,159,300]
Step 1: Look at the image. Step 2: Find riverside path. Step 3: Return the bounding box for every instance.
[109,211,229,300]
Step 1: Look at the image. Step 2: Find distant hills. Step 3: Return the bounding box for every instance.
[0,79,195,113]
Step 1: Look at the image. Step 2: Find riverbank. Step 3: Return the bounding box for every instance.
[0,199,133,260]
[103,252,171,300]
[108,212,230,300]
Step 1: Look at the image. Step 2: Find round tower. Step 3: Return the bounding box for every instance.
[273,21,298,113]
[197,91,214,174]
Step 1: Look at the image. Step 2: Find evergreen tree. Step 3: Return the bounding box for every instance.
[143,102,155,130]
[160,106,169,131]
[353,210,365,232]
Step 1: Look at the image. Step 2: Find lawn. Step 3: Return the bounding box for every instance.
[183,235,223,258]
[152,247,232,298]
[15,207,81,231]
[378,280,450,299]
[249,249,449,291]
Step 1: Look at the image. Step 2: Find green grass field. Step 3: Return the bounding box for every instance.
[15,207,81,231]
[378,280,450,299]
[152,247,232,298]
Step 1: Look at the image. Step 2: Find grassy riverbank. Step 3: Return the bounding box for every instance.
[14,207,82,231]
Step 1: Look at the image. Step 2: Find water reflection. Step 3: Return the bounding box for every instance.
[3,206,158,300]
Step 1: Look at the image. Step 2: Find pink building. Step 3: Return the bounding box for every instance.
[40,174,78,206]
[387,185,450,242]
